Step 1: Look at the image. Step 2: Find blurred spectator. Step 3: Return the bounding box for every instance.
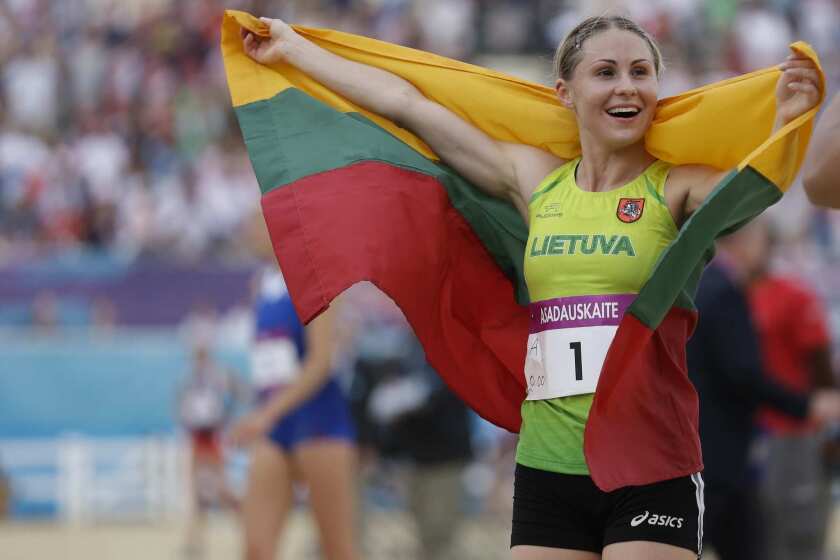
[2,36,60,134]
[90,296,118,334]
[687,221,840,560]
[31,290,59,333]
[748,220,837,560]
[350,303,474,560]
[180,301,221,351]
[728,1,794,73]
[176,344,243,560]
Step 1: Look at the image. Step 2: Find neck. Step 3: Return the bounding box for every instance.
[575,137,655,192]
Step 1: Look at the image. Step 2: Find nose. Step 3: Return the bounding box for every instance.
[614,73,637,97]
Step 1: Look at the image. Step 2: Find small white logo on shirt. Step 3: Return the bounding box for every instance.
[630,510,684,529]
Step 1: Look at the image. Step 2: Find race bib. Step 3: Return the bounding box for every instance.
[524,294,634,401]
[251,338,300,389]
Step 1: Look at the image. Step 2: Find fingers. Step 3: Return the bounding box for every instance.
[787,81,819,94]
[779,66,821,93]
[780,59,816,70]
[259,16,281,36]
[259,16,287,27]
[779,51,817,70]
[781,67,820,80]
[782,67,822,90]
[242,30,266,59]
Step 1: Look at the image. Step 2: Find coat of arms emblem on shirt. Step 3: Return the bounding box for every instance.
[617,198,645,223]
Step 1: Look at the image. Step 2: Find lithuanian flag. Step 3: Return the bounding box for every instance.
[222,10,823,490]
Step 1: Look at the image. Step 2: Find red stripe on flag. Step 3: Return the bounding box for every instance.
[585,308,703,491]
[261,161,527,432]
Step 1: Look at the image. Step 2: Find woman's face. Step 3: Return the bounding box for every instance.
[557,29,659,151]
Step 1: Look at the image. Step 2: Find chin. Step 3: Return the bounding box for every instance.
[603,130,647,150]
[590,119,649,150]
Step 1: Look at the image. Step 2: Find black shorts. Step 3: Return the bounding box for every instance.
[511,463,704,556]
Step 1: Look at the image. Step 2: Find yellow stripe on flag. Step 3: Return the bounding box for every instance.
[222,10,824,191]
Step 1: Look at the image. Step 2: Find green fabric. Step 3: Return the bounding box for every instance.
[630,167,782,328]
[235,88,531,304]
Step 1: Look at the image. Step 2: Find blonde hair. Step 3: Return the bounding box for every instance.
[553,15,663,81]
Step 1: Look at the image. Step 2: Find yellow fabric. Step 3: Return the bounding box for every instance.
[222,10,823,191]
[518,158,678,474]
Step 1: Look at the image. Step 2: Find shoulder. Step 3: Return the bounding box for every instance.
[666,164,724,190]
[500,142,566,202]
[666,164,731,221]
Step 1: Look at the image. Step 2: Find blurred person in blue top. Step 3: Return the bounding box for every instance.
[228,216,359,560]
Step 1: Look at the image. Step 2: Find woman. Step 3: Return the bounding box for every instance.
[178,344,241,558]
[241,14,820,560]
[229,219,359,560]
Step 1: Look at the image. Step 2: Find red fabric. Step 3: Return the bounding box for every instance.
[585,309,703,491]
[261,161,527,432]
[750,276,831,434]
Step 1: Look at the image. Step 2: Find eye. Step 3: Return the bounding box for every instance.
[632,66,650,77]
[596,67,615,77]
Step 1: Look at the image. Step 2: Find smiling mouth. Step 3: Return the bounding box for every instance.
[605,108,641,119]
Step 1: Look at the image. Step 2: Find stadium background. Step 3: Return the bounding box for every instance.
[1,0,840,558]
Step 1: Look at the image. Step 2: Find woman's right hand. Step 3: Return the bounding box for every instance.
[241,17,300,65]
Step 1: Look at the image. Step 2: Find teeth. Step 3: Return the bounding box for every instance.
[607,108,639,116]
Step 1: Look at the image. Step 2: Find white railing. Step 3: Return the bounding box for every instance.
[1,435,197,522]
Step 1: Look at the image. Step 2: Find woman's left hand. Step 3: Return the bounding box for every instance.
[775,52,822,127]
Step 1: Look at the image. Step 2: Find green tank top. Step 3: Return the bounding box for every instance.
[516,157,678,474]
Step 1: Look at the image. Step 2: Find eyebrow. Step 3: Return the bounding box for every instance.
[594,59,652,65]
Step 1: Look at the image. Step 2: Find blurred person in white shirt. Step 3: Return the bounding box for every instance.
[2,35,59,135]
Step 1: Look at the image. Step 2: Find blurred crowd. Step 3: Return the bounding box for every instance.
[1,0,840,265]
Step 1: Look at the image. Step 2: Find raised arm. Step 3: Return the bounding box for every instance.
[803,93,840,208]
[243,17,562,220]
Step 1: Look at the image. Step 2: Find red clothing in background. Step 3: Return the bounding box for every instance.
[750,276,831,434]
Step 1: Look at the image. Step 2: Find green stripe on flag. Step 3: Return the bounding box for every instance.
[236,88,531,304]
[630,166,782,328]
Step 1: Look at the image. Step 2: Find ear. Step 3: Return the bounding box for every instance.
[555,78,574,110]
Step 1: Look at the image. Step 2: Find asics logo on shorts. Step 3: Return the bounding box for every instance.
[630,511,684,529]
